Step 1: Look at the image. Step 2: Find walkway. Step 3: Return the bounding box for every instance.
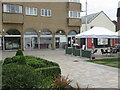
[2,49,119,88]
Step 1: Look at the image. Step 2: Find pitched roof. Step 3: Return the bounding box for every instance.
[81,11,102,24]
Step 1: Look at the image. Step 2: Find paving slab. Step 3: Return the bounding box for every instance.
[2,49,119,88]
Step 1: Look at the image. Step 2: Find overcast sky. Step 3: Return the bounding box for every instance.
[80,0,119,21]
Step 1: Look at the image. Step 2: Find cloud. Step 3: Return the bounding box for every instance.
[80,0,119,20]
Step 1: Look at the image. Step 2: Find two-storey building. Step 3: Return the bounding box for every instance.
[117,1,120,31]
[0,1,82,50]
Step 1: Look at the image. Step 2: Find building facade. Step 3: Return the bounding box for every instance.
[117,1,120,31]
[0,1,82,50]
[81,11,115,32]
[80,11,116,48]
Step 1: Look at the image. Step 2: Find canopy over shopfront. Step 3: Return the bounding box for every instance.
[116,30,120,37]
[75,27,118,38]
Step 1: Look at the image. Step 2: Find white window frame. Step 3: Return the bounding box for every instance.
[3,4,22,14]
[26,7,37,16]
[41,9,51,17]
[69,11,81,18]
[69,0,80,3]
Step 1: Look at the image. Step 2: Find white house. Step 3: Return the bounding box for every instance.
[81,11,115,32]
[79,11,116,49]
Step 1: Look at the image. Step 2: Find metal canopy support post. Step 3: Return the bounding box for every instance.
[85,0,88,50]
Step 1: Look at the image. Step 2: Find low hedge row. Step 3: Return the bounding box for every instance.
[2,63,41,89]
[3,55,61,89]
[4,55,59,68]
[3,56,26,65]
[35,66,61,88]
[35,66,61,78]
[25,56,59,68]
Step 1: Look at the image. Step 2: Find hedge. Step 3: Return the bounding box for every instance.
[15,49,24,56]
[25,56,59,68]
[2,63,41,89]
[35,66,61,88]
[3,55,61,88]
[35,66,61,78]
[3,56,26,65]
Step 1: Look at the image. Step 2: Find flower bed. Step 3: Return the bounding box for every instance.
[86,58,119,68]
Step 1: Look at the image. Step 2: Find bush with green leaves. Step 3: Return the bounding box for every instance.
[3,56,26,65]
[15,49,24,56]
[3,55,61,88]
[2,63,41,89]
[36,66,61,78]
[3,57,12,64]
[35,66,61,88]
[25,56,60,68]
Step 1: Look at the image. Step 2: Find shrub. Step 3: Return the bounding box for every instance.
[3,57,12,64]
[2,63,41,89]
[25,56,60,68]
[15,49,24,56]
[12,56,21,63]
[17,56,26,65]
[3,56,26,65]
[27,59,46,68]
[25,55,37,59]
[3,55,61,88]
[36,66,61,78]
[51,75,72,89]
[35,66,61,87]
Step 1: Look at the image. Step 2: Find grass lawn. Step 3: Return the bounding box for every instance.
[86,58,120,68]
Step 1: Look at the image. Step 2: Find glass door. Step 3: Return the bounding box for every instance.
[56,38,60,48]
[25,38,31,49]
[31,37,38,49]
[25,37,38,49]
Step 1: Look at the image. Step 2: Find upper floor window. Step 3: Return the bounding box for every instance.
[3,4,22,14]
[69,0,80,3]
[26,7,37,16]
[69,11,80,18]
[41,9,51,17]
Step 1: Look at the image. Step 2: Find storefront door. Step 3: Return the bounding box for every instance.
[25,37,38,49]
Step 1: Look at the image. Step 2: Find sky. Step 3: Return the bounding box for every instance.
[80,0,119,21]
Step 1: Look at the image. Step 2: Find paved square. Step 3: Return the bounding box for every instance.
[2,49,119,88]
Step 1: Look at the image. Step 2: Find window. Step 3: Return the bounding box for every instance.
[26,7,37,16]
[69,0,80,3]
[41,9,51,17]
[98,38,108,45]
[3,4,22,14]
[69,11,80,18]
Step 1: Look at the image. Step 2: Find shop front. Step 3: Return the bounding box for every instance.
[40,30,52,49]
[67,30,78,47]
[4,29,21,50]
[55,30,67,49]
[24,30,38,49]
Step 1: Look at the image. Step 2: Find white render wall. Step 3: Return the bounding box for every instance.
[81,12,115,33]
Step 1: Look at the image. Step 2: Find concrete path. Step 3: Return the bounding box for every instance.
[2,49,119,88]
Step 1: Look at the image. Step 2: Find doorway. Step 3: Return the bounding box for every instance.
[25,37,38,49]
[24,29,38,50]
[55,30,66,49]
